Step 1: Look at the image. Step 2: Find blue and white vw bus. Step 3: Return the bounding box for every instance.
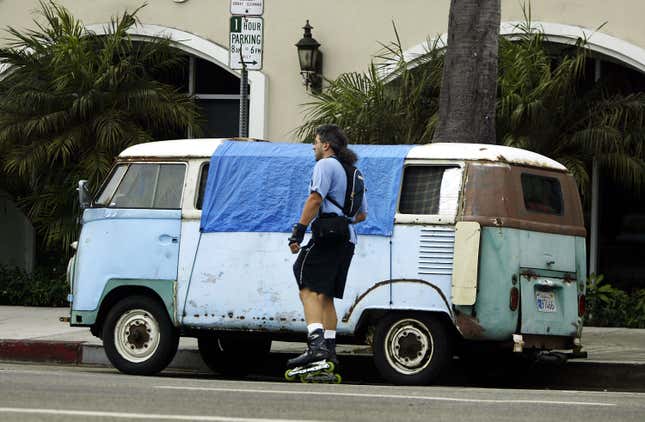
[68,139,587,385]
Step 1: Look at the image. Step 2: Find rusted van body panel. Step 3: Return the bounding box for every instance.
[461,163,586,237]
[454,162,586,344]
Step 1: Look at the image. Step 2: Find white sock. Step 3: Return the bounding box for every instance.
[307,323,324,334]
[324,330,336,339]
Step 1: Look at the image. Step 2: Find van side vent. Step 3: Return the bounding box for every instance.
[418,227,455,275]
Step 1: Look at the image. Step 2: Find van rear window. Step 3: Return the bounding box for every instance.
[399,166,459,215]
[521,173,563,215]
[196,163,210,210]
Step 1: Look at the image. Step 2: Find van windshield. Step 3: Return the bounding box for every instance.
[95,164,127,206]
[95,163,186,209]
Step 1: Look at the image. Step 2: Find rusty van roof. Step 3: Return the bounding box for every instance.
[120,139,567,171]
[407,143,567,171]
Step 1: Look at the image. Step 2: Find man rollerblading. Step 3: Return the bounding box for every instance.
[286,124,367,384]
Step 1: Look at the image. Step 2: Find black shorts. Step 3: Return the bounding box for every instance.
[293,239,355,299]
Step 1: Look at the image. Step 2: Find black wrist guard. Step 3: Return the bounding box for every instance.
[288,223,307,245]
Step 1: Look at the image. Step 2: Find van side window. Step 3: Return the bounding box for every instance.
[104,163,186,209]
[95,164,127,206]
[399,166,460,215]
[154,165,186,208]
[521,173,563,215]
[196,163,210,210]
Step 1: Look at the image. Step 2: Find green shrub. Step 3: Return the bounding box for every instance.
[585,274,645,328]
[0,265,68,307]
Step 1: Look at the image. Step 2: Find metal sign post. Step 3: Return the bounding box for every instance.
[239,50,249,138]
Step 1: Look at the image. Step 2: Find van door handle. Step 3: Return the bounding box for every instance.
[159,234,179,244]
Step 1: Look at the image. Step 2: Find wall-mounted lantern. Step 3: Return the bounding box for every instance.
[295,20,323,93]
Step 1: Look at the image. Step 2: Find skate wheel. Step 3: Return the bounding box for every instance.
[284,369,296,382]
[299,374,311,383]
[333,373,342,384]
[325,361,336,373]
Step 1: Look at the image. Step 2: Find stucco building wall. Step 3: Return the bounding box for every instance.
[1,0,644,140]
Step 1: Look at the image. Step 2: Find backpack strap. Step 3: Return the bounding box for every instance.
[326,194,345,216]
[327,156,355,217]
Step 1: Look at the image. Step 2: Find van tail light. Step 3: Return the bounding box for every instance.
[510,287,519,311]
[578,294,586,317]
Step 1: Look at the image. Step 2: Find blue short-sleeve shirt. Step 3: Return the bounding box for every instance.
[310,157,368,244]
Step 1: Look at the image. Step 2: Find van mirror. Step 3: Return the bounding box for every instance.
[77,180,91,209]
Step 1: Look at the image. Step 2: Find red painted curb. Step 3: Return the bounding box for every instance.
[0,340,83,364]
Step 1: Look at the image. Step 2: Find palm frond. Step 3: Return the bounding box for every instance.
[0,1,198,254]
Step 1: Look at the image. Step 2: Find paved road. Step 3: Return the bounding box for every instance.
[0,363,643,422]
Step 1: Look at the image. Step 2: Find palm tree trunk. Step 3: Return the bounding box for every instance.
[433,0,501,144]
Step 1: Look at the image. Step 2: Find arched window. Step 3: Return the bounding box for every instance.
[86,23,266,138]
[157,54,249,138]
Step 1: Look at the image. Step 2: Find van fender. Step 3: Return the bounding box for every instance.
[71,279,177,328]
[340,279,454,328]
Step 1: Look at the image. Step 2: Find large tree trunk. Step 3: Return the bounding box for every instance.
[433,0,501,144]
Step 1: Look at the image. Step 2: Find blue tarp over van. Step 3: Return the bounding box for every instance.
[200,141,413,236]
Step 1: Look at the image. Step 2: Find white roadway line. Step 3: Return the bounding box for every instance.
[0,407,322,422]
[155,385,616,407]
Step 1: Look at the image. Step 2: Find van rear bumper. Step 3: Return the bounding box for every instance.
[519,333,576,350]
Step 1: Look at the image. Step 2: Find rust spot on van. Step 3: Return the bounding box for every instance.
[563,273,577,283]
[521,270,538,280]
[341,279,453,322]
[461,164,586,237]
[455,312,485,338]
[496,154,508,162]
[341,280,393,322]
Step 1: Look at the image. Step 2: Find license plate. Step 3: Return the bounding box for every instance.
[536,291,557,313]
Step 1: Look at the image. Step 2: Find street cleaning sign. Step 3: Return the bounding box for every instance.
[230,0,263,16]
[229,16,263,70]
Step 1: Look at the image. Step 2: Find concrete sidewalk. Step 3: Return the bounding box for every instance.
[1,306,644,388]
[0,306,372,371]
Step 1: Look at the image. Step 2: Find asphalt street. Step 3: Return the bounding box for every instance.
[0,362,643,422]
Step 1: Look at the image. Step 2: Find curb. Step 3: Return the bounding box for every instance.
[0,340,83,364]
[547,361,645,390]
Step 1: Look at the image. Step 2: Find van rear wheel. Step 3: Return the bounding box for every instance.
[373,313,451,385]
[198,335,271,376]
[103,295,179,375]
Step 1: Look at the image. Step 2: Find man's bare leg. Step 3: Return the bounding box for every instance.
[285,288,331,369]
[322,296,337,330]
[299,288,325,325]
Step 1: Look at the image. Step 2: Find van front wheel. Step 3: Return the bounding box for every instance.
[373,313,451,385]
[103,295,179,375]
